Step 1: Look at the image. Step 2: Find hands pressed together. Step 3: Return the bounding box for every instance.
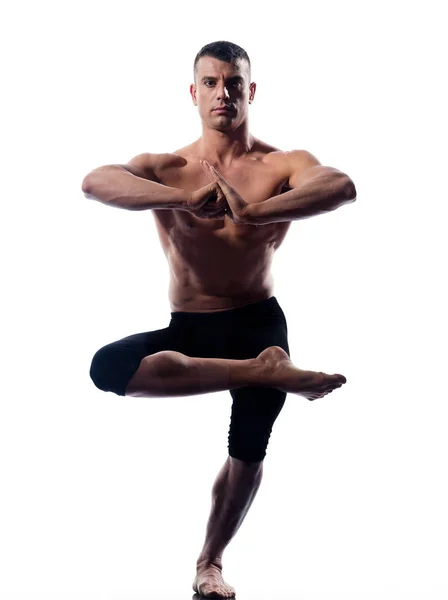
[187,160,249,224]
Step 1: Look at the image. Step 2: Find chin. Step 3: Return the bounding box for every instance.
[217,125,237,133]
[215,117,238,128]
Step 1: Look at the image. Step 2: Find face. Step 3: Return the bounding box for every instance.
[190,56,256,131]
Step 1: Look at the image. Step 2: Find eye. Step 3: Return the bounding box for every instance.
[203,80,242,87]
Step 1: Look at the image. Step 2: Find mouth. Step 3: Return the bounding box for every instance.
[213,107,235,113]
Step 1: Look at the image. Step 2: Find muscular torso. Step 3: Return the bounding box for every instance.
[151,138,293,313]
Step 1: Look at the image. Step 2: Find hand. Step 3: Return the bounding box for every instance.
[188,181,229,220]
[200,160,250,224]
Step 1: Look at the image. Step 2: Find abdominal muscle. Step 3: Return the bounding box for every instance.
[155,212,279,313]
[169,274,275,313]
[169,279,274,313]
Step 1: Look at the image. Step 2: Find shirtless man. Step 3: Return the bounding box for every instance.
[82,41,356,598]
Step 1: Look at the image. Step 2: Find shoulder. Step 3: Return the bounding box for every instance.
[284,149,321,168]
[127,151,189,180]
[263,147,321,168]
[128,151,187,170]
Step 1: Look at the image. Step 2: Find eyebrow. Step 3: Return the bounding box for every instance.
[200,75,244,82]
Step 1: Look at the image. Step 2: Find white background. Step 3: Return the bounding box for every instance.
[1,0,447,599]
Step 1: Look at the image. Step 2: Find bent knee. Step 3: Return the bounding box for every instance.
[89,345,118,393]
[89,344,144,397]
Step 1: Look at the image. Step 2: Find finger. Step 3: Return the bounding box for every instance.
[216,181,234,205]
[216,186,226,204]
[201,160,214,171]
[213,171,233,195]
[203,162,228,188]
[199,160,211,173]
[205,187,223,206]
[202,162,230,192]
[201,160,218,183]
[205,185,224,207]
[209,164,227,182]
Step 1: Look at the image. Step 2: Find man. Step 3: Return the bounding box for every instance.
[82,40,356,598]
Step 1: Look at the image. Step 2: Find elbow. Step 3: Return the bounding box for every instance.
[343,178,357,202]
[82,167,109,198]
[81,179,90,197]
[82,175,92,196]
[82,165,119,198]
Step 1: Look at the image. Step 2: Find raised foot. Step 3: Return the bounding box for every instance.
[257,346,347,400]
[193,560,236,598]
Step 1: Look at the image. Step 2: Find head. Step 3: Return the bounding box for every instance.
[190,41,256,131]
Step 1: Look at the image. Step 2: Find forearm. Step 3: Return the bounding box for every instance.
[82,166,189,211]
[246,173,356,225]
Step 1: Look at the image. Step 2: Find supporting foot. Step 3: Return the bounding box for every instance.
[193,558,236,598]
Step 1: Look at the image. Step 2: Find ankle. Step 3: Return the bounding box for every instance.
[197,555,223,569]
[242,357,272,387]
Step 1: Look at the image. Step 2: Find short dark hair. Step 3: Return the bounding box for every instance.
[194,41,251,81]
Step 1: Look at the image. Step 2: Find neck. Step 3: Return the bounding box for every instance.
[198,121,254,167]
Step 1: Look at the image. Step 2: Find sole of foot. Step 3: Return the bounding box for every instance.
[257,346,346,400]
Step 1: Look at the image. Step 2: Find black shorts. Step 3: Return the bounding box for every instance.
[89,296,290,462]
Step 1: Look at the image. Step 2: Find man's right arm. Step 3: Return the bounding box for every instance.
[81,153,190,211]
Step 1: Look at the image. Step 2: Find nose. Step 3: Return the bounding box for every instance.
[216,84,230,101]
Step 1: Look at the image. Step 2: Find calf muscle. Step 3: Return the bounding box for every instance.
[124,350,267,398]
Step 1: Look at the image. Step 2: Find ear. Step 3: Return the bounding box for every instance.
[249,82,256,104]
[190,83,197,106]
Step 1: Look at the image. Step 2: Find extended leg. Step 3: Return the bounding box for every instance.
[193,456,263,598]
[125,347,345,399]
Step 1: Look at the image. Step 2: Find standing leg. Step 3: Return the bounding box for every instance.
[193,456,264,598]
[192,299,292,598]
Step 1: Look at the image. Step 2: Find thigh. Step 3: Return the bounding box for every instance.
[89,325,182,396]
[89,312,236,397]
[227,316,290,462]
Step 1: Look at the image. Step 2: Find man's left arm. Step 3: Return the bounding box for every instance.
[244,150,357,225]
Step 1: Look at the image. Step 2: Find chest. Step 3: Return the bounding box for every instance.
[177,159,286,216]
[152,158,292,248]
